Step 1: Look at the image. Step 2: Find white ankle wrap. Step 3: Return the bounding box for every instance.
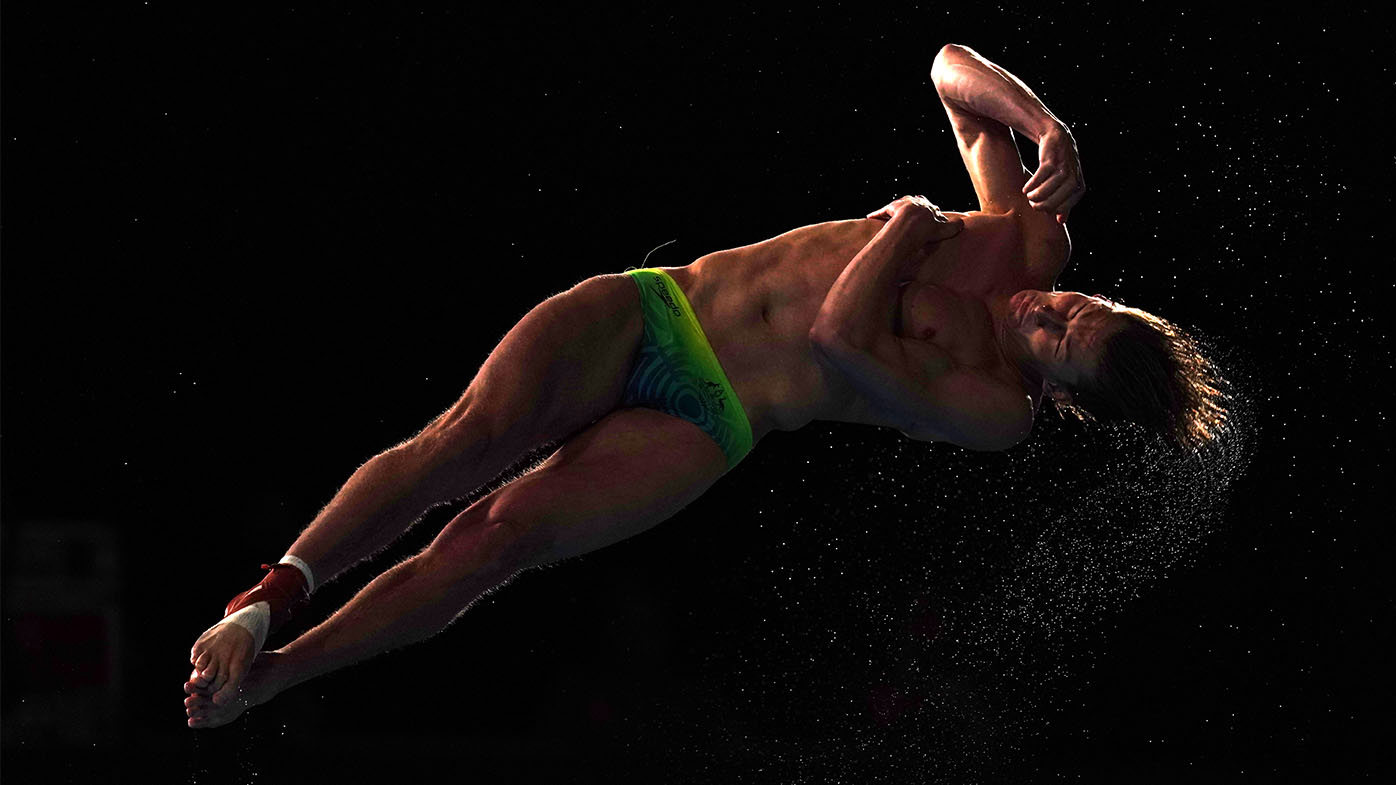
[216,602,271,655]
[277,554,315,594]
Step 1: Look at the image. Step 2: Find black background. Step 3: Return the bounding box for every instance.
[2,3,1390,783]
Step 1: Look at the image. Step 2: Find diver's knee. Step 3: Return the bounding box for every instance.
[421,507,549,580]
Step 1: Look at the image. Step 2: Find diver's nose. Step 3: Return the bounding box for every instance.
[1034,304,1065,329]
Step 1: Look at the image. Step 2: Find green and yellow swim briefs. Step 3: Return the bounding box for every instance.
[622,268,753,469]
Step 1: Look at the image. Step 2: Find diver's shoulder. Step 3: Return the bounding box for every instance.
[998,206,1071,277]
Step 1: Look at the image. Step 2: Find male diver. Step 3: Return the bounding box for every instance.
[184,44,1226,727]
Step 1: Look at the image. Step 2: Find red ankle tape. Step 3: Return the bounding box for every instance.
[224,563,310,635]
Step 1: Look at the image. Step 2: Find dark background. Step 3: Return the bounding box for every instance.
[2,3,1389,783]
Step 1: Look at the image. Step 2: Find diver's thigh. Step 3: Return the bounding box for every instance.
[486,407,728,563]
[424,273,643,457]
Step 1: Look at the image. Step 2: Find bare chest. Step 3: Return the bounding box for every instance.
[896,282,1001,369]
[893,211,1038,372]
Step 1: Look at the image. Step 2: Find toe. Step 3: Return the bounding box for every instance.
[184,688,225,728]
[201,659,223,691]
[186,697,218,725]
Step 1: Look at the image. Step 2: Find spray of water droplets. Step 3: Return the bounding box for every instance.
[624,340,1257,783]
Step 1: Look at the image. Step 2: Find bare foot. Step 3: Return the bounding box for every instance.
[188,619,258,705]
[184,651,287,728]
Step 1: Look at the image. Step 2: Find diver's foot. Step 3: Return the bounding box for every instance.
[184,651,286,728]
[187,619,257,703]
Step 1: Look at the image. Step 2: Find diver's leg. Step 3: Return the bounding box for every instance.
[288,272,646,584]
[184,407,728,726]
[188,273,645,703]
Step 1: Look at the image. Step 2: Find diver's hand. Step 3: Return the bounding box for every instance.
[865,195,964,245]
[1024,122,1085,224]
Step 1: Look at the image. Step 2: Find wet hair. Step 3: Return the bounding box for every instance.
[1057,306,1229,451]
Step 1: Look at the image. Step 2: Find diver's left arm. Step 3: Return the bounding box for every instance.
[932,43,1085,224]
[810,200,1031,451]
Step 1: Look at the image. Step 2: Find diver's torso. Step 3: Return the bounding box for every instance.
[664,210,1062,441]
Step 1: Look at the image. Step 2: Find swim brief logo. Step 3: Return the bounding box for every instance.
[650,278,683,319]
[698,379,727,414]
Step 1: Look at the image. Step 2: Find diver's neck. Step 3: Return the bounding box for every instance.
[990,294,1046,401]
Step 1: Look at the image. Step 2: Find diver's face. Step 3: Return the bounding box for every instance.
[1006,290,1124,390]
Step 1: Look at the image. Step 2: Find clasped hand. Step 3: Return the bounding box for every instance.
[1024,122,1085,224]
[865,195,964,246]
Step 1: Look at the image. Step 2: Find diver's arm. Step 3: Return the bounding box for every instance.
[932,43,1061,154]
[931,43,1085,222]
[809,202,1029,450]
[812,207,936,350]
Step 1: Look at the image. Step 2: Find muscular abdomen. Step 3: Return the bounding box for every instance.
[678,218,884,433]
